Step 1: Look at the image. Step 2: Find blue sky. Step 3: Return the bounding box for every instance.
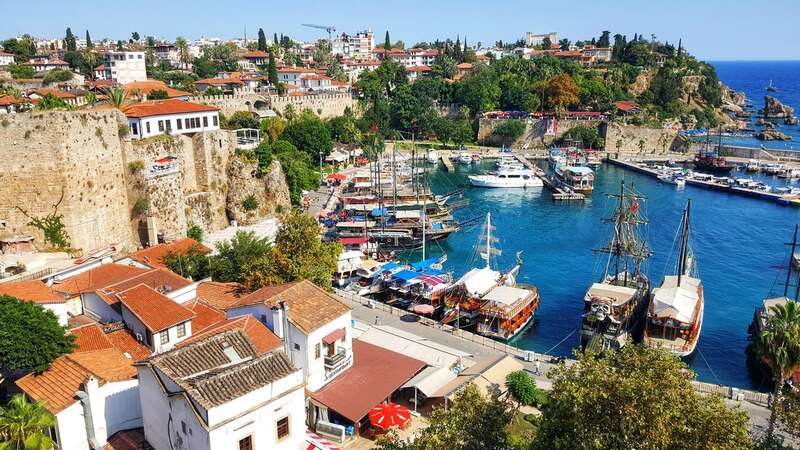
[4,0,798,60]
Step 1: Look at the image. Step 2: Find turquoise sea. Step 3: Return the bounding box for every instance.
[405,62,800,390]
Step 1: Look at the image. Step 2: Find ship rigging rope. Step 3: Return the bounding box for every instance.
[544,329,576,356]
[659,218,683,282]
[696,346,721,385]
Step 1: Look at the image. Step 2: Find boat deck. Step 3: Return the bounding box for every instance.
[646,335,692,354]
[514,155,586,202]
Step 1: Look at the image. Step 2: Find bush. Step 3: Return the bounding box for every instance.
[559,125,604,149]
[202,87,224,96]
[223,111,260,130]
[147,89,169,100]
[42,69,74,84]
[242,195,259,211]
[491,119,526,145]
[132,197,150,216]
[186,222,204,242]
[9,64,35,79]
[127,160,145,172]
[235,148,258,163]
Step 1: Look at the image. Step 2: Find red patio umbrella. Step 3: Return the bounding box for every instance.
[413,304,435,315]
[326,172,347,181]
[369,402,411,429]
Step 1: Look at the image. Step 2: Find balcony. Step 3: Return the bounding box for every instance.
[323,347,352,381]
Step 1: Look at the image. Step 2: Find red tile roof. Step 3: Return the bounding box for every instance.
[614,100,641,112]
[125,238,209,269]
[123,99,219,118]
[309,340,426,422]
[53,264,149,295]
[105,329,152,361]
[117,284,195,332]
[0,95,33,106]
[71,323,152,361]
[277,67,315,74]
[196,281,249,310]
[32,88,76,99]
[186,299,226,332]
[456,62,474,69]
[195,77,244,86]
[243,50,269,58]
[232,280,350,334]
[406,65,432,72]
[302,74,332,81]
[123,80,190,99]
[105,428,149,450]
[97,268,193,305]
[177,315,282,354]
[0,280,65,304]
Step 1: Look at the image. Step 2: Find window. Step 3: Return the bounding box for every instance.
[276,416,290,440]
[238,436,253,450]
[145,122,150,134]
[131,122,138,135]
[315,343,321,359]
[176,322,186,338]
[158,120,164,132]
[160,330,169,345]
[293,343,300,351]
[203,116,208,127]
[165,120,172,132]
[176,118,182,130]
[137,54,143,59]
[212,115,218,126]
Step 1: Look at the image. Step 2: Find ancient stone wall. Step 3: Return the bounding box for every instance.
[144,171,186,242]
[226,157,291,225]
[478,117,604,148]
[604,122,685,154]
[270,93,355,119]
[0,110,136,252]
[191,130,234,230]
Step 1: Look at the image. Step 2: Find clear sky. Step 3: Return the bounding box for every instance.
[4,0,798,61]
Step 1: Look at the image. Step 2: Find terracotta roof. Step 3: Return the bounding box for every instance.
[32,88,76,99]
[456,62,474,69]
[195,77,244,86]
[302,74,332,81]
[614,100,641,112]
[178,315,282,354]
[122,99,219,118]
[97,268,193,305]
[123,80,190,98]
[0,95,33,106]
[309,340,426,422]
[406,65,432,72]
[105,428,149,450]
[105,329,152,361]
[186,299,226,332]
[232,280,350,334]
[71,323,152,361]
[144,329,297,409]
[0,51,13,56]
[16,347,138,414]
[277,67,315,73]
[196,281,249,310]
[0,280,65,304]
[117,284,195,332]
[125,238,210,269]
[243,50,269,58]
[53,264,149,295]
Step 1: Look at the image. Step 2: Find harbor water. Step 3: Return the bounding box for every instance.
[406,160,800,390]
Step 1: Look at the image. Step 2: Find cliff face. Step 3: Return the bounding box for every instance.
[0,111,292,254]
[226,157,291,225]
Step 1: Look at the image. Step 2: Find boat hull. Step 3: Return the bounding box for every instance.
[468,175,544,188]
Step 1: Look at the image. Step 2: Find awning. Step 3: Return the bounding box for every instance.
[326,172,347,181]
[410,257,440,271]
[401,365,457,398]
[393,270,421,282]
[337,237,369,245]
[322,328,346,345]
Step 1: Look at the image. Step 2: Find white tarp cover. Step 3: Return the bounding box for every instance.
[401,365,457,397]
[483,285,531,306]
[651,275,701,323]
[459,267,501,297]
[587,282,637,306]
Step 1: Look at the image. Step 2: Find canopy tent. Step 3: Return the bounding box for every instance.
[410,257,442,271]
[483,286,531,306]
[401,365,457,398]
[337,237,369,245]
[393,270,422,282]
[650,275,701,324]
[412,304,435,315]
[459,267,501,297]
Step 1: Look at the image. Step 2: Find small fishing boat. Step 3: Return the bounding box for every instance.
[468,168,543,188]
[767,80,778,92]
[427,150,440,164]
[644,200,704,357]
[555,166,594,194]
[458,152,472,164]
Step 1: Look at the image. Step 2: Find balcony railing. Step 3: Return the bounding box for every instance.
[324,348,348,369]
[323,348,352,382]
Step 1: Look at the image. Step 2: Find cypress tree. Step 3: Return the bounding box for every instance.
[258,28,267,51]
[677,38,683,57]
[463,35,468,51]
[64,27,77,52]
[268,52,278,85]
[85,30,93,49]
[384,31,391,51]
[274,33,279,46]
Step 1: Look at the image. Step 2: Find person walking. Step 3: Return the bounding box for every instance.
[534,359,541,376]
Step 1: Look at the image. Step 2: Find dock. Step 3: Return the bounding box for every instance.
[440,151,455,172]
[515,154,586,202]
[607,158,800,207]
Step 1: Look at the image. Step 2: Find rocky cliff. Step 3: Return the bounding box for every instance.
[762,96,795,119]
[226,157,291,225]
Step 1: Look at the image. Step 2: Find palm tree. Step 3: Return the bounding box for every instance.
[637,139,645,154]
[0,394,55,450]
[84,92,97,106]
[107,87,128,109]
[755,300,800,439]
[615,138,623,154]
[175,37,190,69]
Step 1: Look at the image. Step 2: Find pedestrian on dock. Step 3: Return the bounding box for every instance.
[374,315,379,326]
[534,359,541,375]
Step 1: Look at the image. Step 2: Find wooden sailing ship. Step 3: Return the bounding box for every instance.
[580,180,652,351]
[644,199,704,357]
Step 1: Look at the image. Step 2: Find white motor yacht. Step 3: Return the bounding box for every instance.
[468,168,543,188]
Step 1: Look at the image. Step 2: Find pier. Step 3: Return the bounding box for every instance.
[440,151,455,172]
[607,158,800,207]
[515,154,586,202]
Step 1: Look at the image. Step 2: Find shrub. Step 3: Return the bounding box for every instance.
[118,123,130,137]
[147,89,169,100]
[242,195,259,211]
[42,68,74,84]
[9,64,35,79]
[132,197,150,216]
[186,222,204,242]
[127,160,145,172]
[491,119,526,145]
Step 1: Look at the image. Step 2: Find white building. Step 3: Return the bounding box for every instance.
[137,329,305,450]
[24,56,70,72]
[525,31,558,47]
[225,280,353,392]
[332,30,374,60]
[276,66,317,86]
[123,99,220,139]
[0,51,14,66]
[102,51,147,84]
[0,279,71,325]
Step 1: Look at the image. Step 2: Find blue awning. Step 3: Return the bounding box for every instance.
[393,269,422,281]
[410,257,440,271]
[371,208,388,216]
[381,262,401,272]
[421,268,446,276]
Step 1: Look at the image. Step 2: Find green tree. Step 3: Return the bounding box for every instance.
[491,120,526,146]
[147,89,169,100]
[186,222,204,242]
[754,301,800,441]
[107,87,128,109]
[2,36,36,62]
[34,93,70,111]
[505,370,538,407]
[257,28,267,51]
[260,117,287,143]
[541,37,552,50]
[224,111,259,130]
[267,52,279,85]
[0,296,75,376]
[534,344,752,449]
[42,69,73,85]
[164,245,210,281]
[597,31,611,48]
[64,27,76,52]
[282,112,333,161]
[84,30,92,49]
[244,210,341,289]
[384,30,391,52]
[271,140,320,204]
[375,384,513,450]
[8,64,34,80]
[544,73,580,113]
[0,394,55,450]
[131,32,140,42]
[175,37,190,69]
[207,231,272,283]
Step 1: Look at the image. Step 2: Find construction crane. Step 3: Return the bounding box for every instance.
[301,23,337,43]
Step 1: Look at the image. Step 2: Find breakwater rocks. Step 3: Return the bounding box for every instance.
[762,96,795,119]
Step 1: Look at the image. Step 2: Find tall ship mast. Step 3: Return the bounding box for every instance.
[644,199,704,357]
[580,180,653,351]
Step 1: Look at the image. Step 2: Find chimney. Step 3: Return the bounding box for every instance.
[271,303,284,338]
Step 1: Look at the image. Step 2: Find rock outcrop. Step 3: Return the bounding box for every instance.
[757,129,792,141]
[226,157,291,225]
[721,86,747,115]
[628,69,656,96]
[762,96,795,119]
